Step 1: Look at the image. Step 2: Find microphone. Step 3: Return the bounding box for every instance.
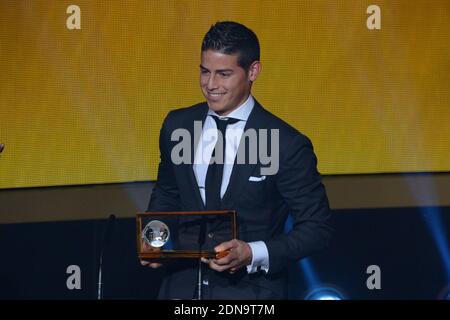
[97,214,116,300]
[0,143,4,154]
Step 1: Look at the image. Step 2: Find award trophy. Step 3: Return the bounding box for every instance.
[136,210,237,260]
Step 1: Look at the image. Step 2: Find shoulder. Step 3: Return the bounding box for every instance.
[255,101,312,148]
[164,102,208,123]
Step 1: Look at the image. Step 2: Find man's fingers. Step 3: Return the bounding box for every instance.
[214,239,238,254]
[140,259,162,268]
[207,258,244,273]
[201,257,231,272]
[206,240,252,273]
[201,257,210,264]
[208,253,242,272]
[215,250,230,259]
[208,259,232,272]
[213,251,235,266]
[140,260,149,266]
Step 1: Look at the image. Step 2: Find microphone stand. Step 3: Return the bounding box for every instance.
[97,214,116,300]
[196,258,203,300]
[196,217,207,300]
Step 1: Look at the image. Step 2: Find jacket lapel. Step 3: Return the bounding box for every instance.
[221,101,269,209]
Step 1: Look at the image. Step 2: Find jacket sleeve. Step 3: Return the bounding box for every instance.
[147,112,181,212]
[265,134,332,275]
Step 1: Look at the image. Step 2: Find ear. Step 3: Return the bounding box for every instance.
[247,61,261,82]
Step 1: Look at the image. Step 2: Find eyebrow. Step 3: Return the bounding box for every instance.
[199,65,233,73]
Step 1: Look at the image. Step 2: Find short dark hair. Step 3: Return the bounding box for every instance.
[201,21,260,71]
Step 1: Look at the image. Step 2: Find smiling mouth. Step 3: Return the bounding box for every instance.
[208,92,226,97]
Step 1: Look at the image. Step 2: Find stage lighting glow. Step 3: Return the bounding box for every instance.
[403,176,450,282]
[304,286,345,300]
[420,207,450,281]
[437,284,450,300]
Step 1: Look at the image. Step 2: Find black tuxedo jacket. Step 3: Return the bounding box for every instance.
[147,100,332,299]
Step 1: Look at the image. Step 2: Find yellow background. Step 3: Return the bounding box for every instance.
[1,0,449,189]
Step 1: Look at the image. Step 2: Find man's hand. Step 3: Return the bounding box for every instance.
[201,239,252,273]
[140,260,163,269]
[140,241,163,269]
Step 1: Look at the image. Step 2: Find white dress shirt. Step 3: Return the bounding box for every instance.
[193,95,269,274]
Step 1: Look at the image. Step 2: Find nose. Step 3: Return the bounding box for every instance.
[206,74,219,91]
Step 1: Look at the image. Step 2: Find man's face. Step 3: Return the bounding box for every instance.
[200,50,260,116]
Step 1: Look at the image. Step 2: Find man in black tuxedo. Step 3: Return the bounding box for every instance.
[142,21,332,299]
